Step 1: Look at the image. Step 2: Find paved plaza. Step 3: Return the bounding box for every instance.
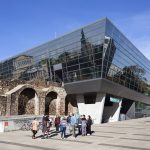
[0,117,150,150]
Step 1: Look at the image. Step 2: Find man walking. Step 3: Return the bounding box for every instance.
[70,113,77,137]
[42,114,49,139]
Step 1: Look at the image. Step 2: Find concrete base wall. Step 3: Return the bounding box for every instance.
[126,102,135,119]
[77,93,105,124]
[0,121,4,132]
[103,100,122,123]
[120,100,135,120]
[0,115,43,133]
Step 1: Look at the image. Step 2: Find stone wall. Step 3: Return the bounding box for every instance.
[65,95,78,115]
[0,80,26,94]
[0,96,7,116]
[0,80,67,116]
[0,79,61,95]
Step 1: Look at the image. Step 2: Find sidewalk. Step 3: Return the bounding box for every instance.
[0,117,150,150]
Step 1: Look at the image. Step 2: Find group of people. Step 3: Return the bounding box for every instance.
[31,113,93,140]
[55,113,93,139]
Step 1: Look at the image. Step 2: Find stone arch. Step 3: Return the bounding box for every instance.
[45,91,58,115]
[65,94,78,115]
[41,87,67,115]
[15,85,39,115]
[9,84,39,115]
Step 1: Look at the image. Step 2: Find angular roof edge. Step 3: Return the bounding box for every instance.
[105,18,150,62]
[0,17,107,63]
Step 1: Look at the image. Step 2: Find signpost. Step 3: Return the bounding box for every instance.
[110,97,122,103]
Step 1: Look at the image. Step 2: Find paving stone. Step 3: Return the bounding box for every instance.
[0,117,150,150]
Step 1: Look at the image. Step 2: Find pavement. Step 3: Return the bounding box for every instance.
[1,117,150,150]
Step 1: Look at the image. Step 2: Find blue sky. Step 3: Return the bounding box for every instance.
[0,0,150,61]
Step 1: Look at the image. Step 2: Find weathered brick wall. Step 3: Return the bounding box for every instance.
[48,99,57,115]
[0,79,61,95]
[18,95,35,115]
[26,98,35,114]
[0,96,7,115]
[10,93,18,115]
[58,88,66,115]
[0,80,26,94]
[65,95,78,115]
[39,92,45,115]
[27,79,62,88]
[0,79,68,116]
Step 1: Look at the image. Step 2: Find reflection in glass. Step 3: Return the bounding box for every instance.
[0,18,150,96]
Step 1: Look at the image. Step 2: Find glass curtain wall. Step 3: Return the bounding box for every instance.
[104,19,150,95]
[0,19,106,83]
[0,18,150,96]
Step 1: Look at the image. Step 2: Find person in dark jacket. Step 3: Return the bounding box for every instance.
[42,114,49,139]
[55,115,60,132]
[78,115,82,135]
[86,115,92,135]
[70,113,77,137]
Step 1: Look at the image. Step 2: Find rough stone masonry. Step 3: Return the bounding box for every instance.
[0,79,77,116]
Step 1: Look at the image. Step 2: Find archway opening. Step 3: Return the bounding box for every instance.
[18,88,36,115]
[65,94,78,115]
[45,91,57,115]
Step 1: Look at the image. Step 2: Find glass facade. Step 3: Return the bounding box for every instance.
[0,18,150,95]
[105,19,150,95]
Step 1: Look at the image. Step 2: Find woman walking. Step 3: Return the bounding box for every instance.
[60,117,67,139]
[42,114,49,139]
[31,118,39,139]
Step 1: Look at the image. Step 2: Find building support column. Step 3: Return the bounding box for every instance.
[76,92,106,124]
[109,100,122,122]
[56,96,61,115]
[39,93,45,115]
[6,94,11,116]
[34,93,39,115]
[57,88,67,115]
[126,102,135,119]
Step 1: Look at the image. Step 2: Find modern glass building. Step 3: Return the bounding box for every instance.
[0,18,150,123]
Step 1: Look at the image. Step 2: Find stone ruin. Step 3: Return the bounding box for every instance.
[0,79,78,116]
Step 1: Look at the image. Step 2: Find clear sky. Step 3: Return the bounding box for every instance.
[0,0,150,61]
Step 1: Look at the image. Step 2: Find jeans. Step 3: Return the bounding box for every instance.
[61,127,66,138]
[82,125,86,136]
[78,124,82,135]
[71,125,76,137]
[55,125,59,132]
[86,125,92,135]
